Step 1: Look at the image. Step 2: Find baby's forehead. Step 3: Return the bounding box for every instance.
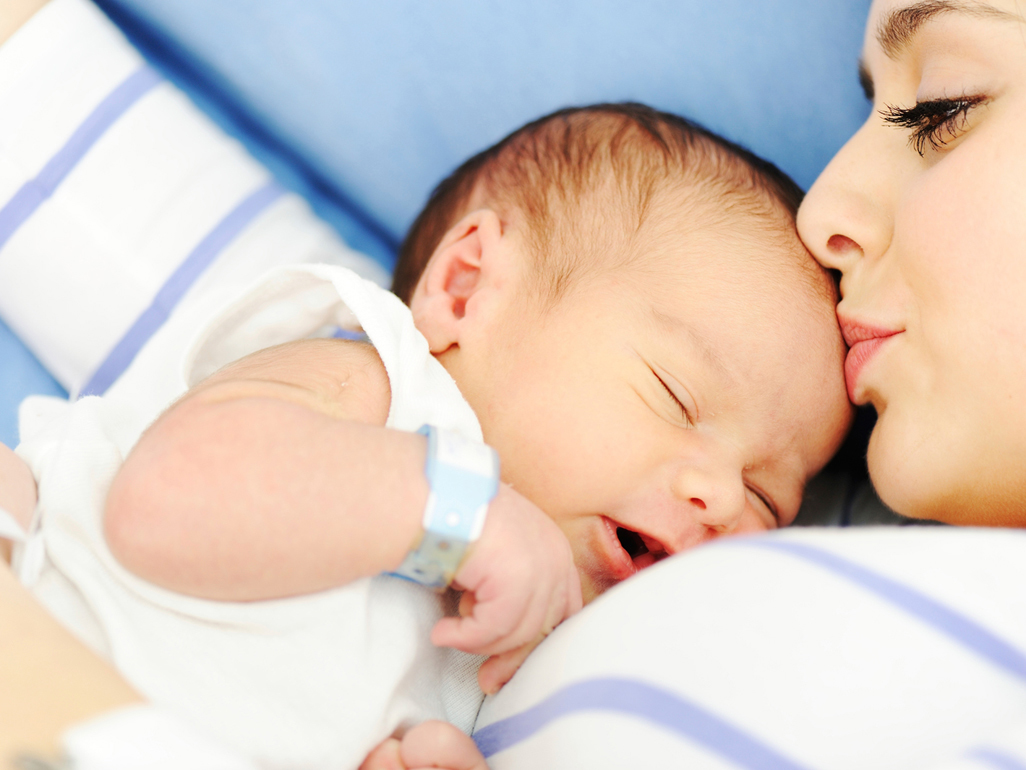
[627,203,830,301]
[628,179,801,249]
[631,240,841,372]
[647,262,847,421]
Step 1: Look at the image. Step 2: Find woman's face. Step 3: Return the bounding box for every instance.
[797,0,1026,525]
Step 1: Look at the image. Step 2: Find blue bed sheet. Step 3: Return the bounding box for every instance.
[0,319,65,447]
[96,0,872,239]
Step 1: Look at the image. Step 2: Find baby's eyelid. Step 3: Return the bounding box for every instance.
[653,371,693,424]
[747,485,780,525]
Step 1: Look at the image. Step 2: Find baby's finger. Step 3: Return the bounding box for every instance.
[457,589,476,618]
[477,638,543,695]
[400,721,489,770]
[430,612,509,654]
[431,590,547,655]
[359,737,405,770]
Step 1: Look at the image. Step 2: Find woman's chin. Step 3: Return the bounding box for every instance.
[866,412,1026,527]
[865,415,953,523]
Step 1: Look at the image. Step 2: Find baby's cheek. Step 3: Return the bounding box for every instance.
[738,508,775,534]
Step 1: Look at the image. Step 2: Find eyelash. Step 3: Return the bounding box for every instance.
[654,373,692,425]
[748,486,780,526]
[880,95,988,156]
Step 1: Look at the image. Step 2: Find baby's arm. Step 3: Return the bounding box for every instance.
[106,339,580,690]
[105,338,428,598]
[0,444,37,565]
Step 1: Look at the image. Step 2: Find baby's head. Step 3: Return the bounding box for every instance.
[400,104,852,601]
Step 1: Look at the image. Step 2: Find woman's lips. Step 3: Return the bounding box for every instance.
[839,319,901,402]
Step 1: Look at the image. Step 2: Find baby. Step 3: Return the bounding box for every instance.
[2,103,851,769]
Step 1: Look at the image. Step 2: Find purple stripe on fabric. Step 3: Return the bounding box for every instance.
[0,66,161,250]
[742,540,1026,683]
[332,328,369,342]
[473,678,811,769]
[970,748,1026,770]
[79,182,285,397]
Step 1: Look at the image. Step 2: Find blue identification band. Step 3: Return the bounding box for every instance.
[389,425,500,590]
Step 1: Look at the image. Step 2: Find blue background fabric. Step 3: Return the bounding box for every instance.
[0,327,66,446]
[0,0,872,447]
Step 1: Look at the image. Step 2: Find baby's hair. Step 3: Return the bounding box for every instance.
[392,102,807,304]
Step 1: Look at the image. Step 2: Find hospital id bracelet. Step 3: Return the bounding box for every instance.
[389,425,500,590]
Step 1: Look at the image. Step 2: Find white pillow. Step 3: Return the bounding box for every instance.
[0,0,387,400]
[476,527,1026,770]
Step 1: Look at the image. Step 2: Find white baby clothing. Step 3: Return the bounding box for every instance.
[62,705,260,770]
[16,264,486,770]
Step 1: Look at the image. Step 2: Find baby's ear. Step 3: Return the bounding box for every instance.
[409,209,506,354]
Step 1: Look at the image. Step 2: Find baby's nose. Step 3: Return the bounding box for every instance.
[671,463,746,535]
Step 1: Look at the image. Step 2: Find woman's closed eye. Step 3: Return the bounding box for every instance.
[880,94,989,156]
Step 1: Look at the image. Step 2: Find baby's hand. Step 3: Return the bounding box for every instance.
[359,721,488,770]
[431,483,582,694]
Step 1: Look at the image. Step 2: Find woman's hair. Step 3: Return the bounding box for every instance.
[391,102,806,303]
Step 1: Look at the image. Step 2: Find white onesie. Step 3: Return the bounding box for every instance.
[14,264,486,770]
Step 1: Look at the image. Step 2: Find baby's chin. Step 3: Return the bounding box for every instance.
[580,575,615,606]
[573,528,667,604]
[575,559,623,605]
[570,558,615,607]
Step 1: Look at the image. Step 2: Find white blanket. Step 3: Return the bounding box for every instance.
[476,526,1026,770]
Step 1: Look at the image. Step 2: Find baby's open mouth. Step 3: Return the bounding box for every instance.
[617,527,648,558]
[616,527,665,571]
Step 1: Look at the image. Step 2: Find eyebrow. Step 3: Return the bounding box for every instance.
[877,0,1019,56]
[858,0,1022,98]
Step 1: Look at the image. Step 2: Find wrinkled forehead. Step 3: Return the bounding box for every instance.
[644,237,843,391]
[609,179,837,347]
[641,186,812,269]
[644,213,835,314]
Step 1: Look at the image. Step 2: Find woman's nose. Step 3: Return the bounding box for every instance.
[670,461,747,536]
[797,119,897,286]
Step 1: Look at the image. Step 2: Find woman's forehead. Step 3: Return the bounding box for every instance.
[861,0,1025,93]
[867,0,1024,51]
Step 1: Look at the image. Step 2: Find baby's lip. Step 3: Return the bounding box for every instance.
[596,517,666,583]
